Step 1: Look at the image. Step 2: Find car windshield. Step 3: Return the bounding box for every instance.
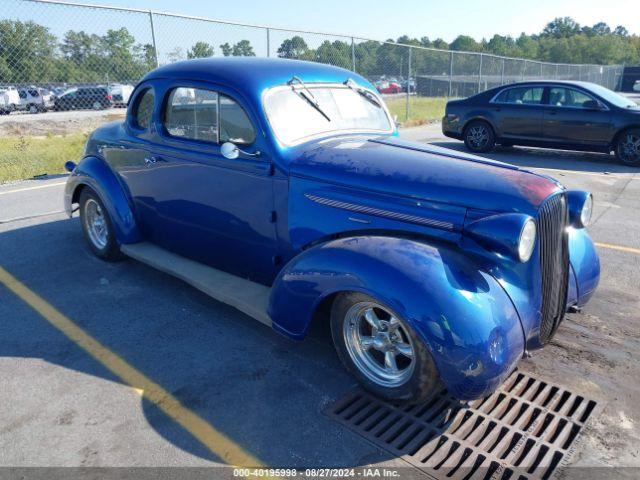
[264,83,392,145]
[587,83,638,109]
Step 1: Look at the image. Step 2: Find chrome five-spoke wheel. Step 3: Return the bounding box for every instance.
[83,198,108,250]
[343,302,415,387]
[79,188,122,261]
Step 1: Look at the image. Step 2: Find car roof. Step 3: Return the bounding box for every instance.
[493,80,600,90]
[141,57,372,96]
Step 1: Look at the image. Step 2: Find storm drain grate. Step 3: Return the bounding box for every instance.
[327,371,600,479]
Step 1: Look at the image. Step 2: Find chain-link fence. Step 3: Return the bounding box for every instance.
[0,0,625,119]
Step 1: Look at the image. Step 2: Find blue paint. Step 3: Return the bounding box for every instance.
[64,58,600,399]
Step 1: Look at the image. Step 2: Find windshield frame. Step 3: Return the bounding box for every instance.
[262,82,395,147]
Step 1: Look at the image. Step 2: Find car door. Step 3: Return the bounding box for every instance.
[490,86,544,140]
[122,83,278,284]
[542,86,613,147]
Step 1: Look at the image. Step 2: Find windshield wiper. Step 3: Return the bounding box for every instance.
[344,78,382,108]
[288,76,331,122]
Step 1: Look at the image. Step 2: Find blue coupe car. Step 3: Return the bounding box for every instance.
[64,58,600,403]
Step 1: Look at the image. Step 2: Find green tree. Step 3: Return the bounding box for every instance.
[219,42,232,57]
[187,41,214,59]
[232,40,255,57]
[314,40,350,68]
[542,17,581,38]
[277,36,310,59]
[0,20,57,83]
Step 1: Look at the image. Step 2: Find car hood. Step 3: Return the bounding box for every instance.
[287,135,562,215]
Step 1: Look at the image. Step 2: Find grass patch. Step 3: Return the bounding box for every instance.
[0,133,86,183]
[385,96,448,127]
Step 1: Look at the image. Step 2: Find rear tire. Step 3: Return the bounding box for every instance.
[330,292,441,404]
[79,188,123,261]
[463,120,495,153]
[615,128,640,166]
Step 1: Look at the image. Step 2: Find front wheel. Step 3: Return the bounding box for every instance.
[331,292,441,403]
[615,129,640,166]
[463,120,495,153]
[79,188,123,261]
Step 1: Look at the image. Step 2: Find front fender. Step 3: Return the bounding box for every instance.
[568,227,600,307]
[268,236,525,399]
[64,155,142,245]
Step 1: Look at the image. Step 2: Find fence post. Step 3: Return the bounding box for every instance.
[555,64,559,79]
[351,37,356,72]
[406,46,411,121]
[266,28,271,57]
[522,60,526,81]
[448,51,453,97]
[501,58,505,85]
[148,10,159,67]
[478,53,483,93]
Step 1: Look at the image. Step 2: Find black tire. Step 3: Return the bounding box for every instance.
[615,128,640,166]
[79,188,123,261]
[463,120,496,153]
[330,292,441,404]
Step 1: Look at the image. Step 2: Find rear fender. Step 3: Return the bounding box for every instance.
[64,155,141,245]
[268,236,525,399]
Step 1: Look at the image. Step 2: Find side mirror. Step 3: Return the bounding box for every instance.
[220,141,261,159]
[220,142,239,160]
[583,100,604,110]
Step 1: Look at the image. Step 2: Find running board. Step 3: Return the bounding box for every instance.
[121,242,272,327]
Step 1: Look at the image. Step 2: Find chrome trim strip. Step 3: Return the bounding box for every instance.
[305,194,455,231]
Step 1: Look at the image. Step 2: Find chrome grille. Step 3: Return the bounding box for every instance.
[538,194,570,343]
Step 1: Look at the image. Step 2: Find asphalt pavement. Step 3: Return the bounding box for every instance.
[0,125,638,474]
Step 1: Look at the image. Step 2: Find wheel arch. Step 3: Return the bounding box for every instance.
[462,116,498,138]
[65,155,142,245]
[268,235,526,399]
[611,124,640,150]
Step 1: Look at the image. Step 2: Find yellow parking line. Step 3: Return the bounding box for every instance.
[595,242,640,255]
[0,181,66,196]
[0,265,266,469]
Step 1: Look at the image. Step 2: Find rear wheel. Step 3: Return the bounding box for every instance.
[615,128,640,166]
[79,188,123,261]
[463,120,495,153]
[331,292,441,403]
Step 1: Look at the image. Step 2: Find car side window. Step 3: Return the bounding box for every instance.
[164,87,256,145]
[165,87,219,143]
[219,94,256,145]
[494,87,543,105]
[134,88,155,130]
[548,87,596,108]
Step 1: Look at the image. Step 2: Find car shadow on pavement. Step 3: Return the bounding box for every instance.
[0,216,403,467]
[431,141,639,175]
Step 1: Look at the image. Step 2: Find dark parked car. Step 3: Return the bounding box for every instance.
[54,87,113,111]
[442,81,640,166]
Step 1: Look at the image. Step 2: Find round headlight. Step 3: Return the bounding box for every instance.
[580,194,593,227]
[518,218,536,262]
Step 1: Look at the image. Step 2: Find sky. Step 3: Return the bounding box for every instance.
[84,0,640,42]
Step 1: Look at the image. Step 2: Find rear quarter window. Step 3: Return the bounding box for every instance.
[132,88,155,130]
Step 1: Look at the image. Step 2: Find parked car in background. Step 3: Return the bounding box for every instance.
[109,84,134,107]
[64,58,599,403]
[443,80,640,166]
[54,87,113,111]
[634,80,640,92]
[0,86,20,115]
[18,87,54,113]
[376,81,402,94]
